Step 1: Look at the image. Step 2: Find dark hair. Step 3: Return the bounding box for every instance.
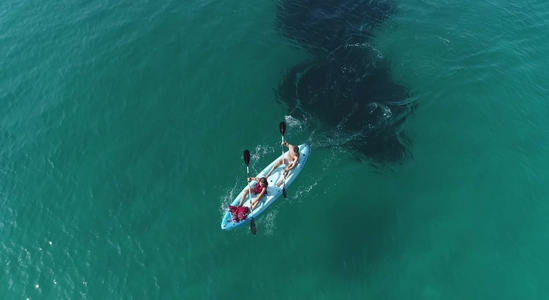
[260,177,268,186]
[293,146,299,154]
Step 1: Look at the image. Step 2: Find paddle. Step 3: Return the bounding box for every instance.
[243,150,257,235]
[279,121,287,198]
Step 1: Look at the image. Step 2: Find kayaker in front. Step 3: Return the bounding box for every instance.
[266,140,300,186]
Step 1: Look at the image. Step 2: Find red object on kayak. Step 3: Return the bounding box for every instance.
[228,205,250,223]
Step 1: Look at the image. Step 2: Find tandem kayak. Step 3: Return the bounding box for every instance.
[221,143,310,230]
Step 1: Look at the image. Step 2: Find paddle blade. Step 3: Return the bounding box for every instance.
[243,150,251,166]
[282,187,287,198]
[250,217,257,235]
[279,121,286,136]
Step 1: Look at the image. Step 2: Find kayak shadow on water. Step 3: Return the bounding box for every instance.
[325,196,399,281]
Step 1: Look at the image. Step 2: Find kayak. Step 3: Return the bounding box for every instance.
[221,143,310,230]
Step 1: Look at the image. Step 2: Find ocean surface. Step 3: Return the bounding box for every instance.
[2,0,549,299]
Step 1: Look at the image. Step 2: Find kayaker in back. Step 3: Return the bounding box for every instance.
[266,140,300,186]
[238,176,268,210]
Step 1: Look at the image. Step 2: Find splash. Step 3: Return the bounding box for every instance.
[261,209,279,236]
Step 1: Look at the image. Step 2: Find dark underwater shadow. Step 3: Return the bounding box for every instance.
[276,44,416,166]
[275,0,398,56]
[324,196,399,282]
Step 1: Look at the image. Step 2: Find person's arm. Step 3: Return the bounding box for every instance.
[252,189,266,205]
[283,157,298,176]
[247,177,260,182]
[286,158,298,171]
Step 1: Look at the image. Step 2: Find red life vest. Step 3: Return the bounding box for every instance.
[228,205,250,223]
[254,183,264,194]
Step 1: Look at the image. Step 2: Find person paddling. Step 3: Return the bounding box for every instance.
[266,141,300,186]
[238,176,268,210]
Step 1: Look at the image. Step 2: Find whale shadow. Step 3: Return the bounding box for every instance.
[276,45,416,166]
[275,0,398,56]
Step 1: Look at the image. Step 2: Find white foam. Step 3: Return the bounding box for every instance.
[261,209,279,236]
[291,179,319,204]
[284,115,305,131]
[218,179,241,217]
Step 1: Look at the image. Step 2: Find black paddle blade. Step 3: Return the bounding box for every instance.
[243,150,251,166]
[279,121,286,136]
[282,187,287,198]
[250,217,257,235]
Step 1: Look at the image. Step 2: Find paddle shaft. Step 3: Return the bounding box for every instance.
[279,122,287,198]
[246,166,254,215]
[281,135,285,163]
[243,150,256,235]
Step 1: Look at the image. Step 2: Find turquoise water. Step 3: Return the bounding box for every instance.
[2,0,549,298]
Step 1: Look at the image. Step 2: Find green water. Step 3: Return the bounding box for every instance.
[2,0,549,299]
